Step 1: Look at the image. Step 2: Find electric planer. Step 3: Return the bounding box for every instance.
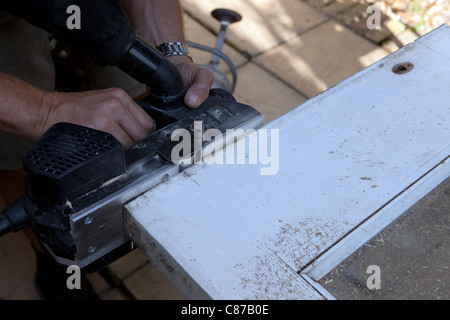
[0,0,263,272]
[1,90,263,272]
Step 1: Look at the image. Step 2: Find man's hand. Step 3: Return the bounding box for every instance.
[39,88,154,148]
[167,56,215,109]
[0,73,153,148]
[123,0,215,108]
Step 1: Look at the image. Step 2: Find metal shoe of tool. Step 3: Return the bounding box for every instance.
[189,8,242,93]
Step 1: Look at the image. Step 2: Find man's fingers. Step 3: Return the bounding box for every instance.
[104,121,135,148]
[128,100,155,135]
[104,88,155,144]
[167,57,215,109]
[118,111,154,145]
[185,83,209,109]
[46,88,155,148]
[184,67,215,109]
[119,98,155,142]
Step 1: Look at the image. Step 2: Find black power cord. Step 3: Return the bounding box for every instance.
[0,215,12,237]
[0,198,29,237]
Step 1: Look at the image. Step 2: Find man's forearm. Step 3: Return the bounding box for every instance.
[0,73,45,140]
[124,0,186,46]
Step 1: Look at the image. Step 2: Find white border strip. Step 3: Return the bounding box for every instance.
[304,157,450,281]
[300,274,336,300]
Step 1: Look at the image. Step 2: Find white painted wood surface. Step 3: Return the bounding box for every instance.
[125,25,450,300]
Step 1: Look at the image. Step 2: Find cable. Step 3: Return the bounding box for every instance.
[0,215,12,237]
[0,199,29,237]
[188,41,237,93]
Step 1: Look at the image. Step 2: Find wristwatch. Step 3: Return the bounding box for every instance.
[156,42,193,61]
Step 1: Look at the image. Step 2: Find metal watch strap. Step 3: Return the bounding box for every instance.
[156,42,193,61]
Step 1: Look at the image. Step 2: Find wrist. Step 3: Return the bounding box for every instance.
[35,91,58,139]
[6,77,49,141]
[166,55,194,66]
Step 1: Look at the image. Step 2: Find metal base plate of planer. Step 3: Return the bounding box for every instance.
[19,89,264,272]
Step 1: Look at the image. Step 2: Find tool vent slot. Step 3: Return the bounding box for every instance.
[25,128,116,177]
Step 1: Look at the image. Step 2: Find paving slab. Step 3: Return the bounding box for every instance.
[183,13,247,73]
[233,62,307,123]
[0,232,40,300]
[99,288,130,300]
[86,272,111,296]
[123,263,185,300]
[107,246,154,280]
[181,0,328,56]
[306,0,360,17]
[335,3,391,43]
[382,28,419,53]
[254,20,389,98]
[383,19,406,36]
